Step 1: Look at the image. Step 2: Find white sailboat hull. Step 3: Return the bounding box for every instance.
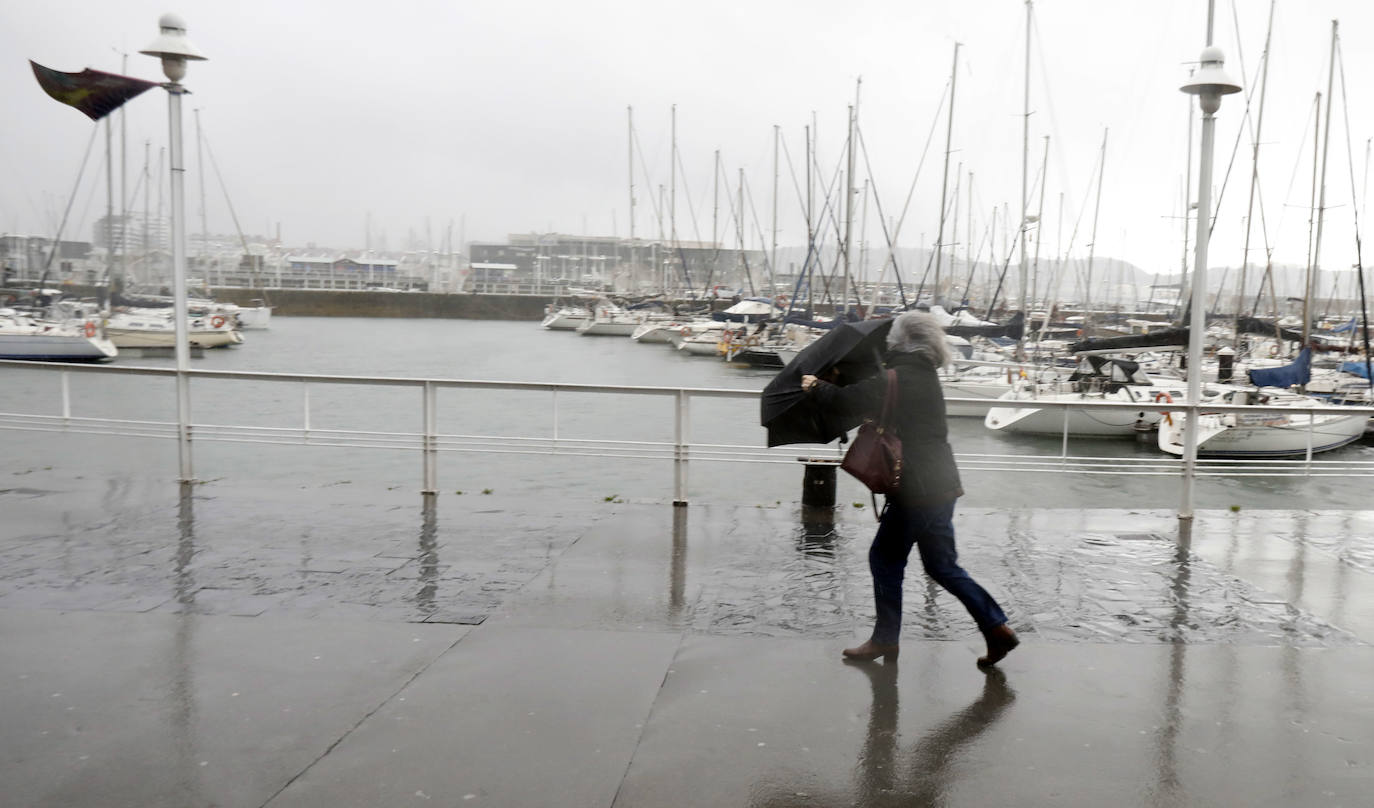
[541,309,588,330]
[0,332,117,361]
[234,306,272,330]
[1158,408,1368,457]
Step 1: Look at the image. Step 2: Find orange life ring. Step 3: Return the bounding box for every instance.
[210,315,226,328]
[83,321,96,338]
[1269,344,1279,357]
[1154,391,1174,426]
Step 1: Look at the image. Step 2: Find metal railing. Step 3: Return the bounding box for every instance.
[3,360,1374,505]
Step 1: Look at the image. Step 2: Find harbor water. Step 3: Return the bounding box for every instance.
[5,317,1368,511]
[4,315,1373,511]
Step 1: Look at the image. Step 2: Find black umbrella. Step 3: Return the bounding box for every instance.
[761,318,893,447]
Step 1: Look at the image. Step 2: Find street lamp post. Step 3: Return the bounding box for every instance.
[140,13,206,483]
[1178,45,1241,533]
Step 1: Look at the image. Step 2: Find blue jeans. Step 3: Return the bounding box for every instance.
[869,498,1007,644]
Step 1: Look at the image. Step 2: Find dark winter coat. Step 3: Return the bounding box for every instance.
[810,350,963,506]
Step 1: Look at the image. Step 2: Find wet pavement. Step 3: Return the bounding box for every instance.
[3,469,1374,806]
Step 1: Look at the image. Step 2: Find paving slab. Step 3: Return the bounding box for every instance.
[613,635,1374,808]
[0,609,467,808]
[264,625,683,808]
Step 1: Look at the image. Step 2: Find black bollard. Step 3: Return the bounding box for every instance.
[1217,347,1235,383]
[801,461,837,509]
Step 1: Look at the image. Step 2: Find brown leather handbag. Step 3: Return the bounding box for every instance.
[840,369,902,495]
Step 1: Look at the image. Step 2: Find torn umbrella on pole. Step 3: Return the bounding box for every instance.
[30,61,160,121]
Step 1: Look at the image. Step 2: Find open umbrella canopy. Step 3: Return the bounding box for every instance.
[761,318,893,447]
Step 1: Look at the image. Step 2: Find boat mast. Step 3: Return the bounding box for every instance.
[1302,92,1321,347]
[1235,0,1275,342]
[805,124,814,312]
[843,92,857,315]
[950,164,961,305]
[195,108,209,292]
[1032,136,1050,339]
[670,103,677,295]
[105,117,114,291]
[627,105,635,289]
[118,51,128,290]
[142,140,151,265]
[1018,0,1032,355]
[771,125,779,296]
[933,42,960,306]
[1307,20,1338,347]
[1085,129,1108,335]
[1179,80,1194,324]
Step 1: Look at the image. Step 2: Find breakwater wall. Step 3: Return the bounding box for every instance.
[209,289,549,321]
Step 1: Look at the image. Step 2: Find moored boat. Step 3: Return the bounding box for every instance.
[0,308,117,362]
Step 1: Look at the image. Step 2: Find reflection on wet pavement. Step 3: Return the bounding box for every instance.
[0,475,1368,649]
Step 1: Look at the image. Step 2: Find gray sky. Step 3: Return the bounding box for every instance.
[4,0,1374,278]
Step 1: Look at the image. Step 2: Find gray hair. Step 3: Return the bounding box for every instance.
[885,311,951,367]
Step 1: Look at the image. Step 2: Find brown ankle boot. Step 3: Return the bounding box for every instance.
[842,640,899,662]
[977,624,1019,668]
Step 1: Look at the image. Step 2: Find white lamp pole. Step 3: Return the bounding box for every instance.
[1178,45,1240,530]
[140,13,206,483]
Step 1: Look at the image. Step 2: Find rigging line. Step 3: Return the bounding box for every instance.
[741,175,776,284]
[777,132,808,227]
[884,80,950,257]
[631,128,664,230]
[854,125,908,302]
[1272,95,1319,259]
[40,123,102,274]
[707,162,754,296]
[1336,36,1373,390]
[74,140,110,271]
[1030,14,1081,217]
[200,130,251,257]
[1206,83,1259,244]
[672,147,705,245]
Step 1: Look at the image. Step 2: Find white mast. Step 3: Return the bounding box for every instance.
[1018,0,1032,354]
[1236,0,1275,333]
[933,43,960,305]
[1307,20,1338,347]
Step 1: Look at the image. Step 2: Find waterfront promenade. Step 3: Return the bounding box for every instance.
[3,462,1373,807]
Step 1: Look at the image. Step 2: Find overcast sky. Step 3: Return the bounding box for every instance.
[4,0,1374,278]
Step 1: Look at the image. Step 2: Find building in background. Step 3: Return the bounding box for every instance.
[466,233,767,297]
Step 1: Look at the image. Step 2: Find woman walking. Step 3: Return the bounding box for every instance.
[802,311,1018,667]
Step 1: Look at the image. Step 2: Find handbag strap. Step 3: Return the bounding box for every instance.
[877,369,899,428]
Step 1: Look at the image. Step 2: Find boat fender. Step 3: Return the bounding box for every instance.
[83,321,96,338]
[211,315,227,328]
[1154,391,1174,426]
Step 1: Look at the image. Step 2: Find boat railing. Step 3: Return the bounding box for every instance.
[3,359,1374,505]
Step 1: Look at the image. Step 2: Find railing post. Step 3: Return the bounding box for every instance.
[1060,404,1070,459]
[1305,410,1315,471]
[60,371,71,424]
[176,371,193,482]
[422,381,437,495]
[673,389,689,507]
[302,381,311,444]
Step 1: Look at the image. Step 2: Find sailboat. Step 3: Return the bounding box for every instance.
[984,355,1229,437]
[0,306,117,362]
[1157,348,1368,456]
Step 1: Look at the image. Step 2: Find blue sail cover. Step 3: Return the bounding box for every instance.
[1339,360,1372,380]
[1248,347,1312,388]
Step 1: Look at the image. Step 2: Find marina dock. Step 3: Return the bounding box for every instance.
[3,465,1372,807]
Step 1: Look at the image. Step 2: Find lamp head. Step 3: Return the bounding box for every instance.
[1179,46,1241,114]
[139,13,207,83]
